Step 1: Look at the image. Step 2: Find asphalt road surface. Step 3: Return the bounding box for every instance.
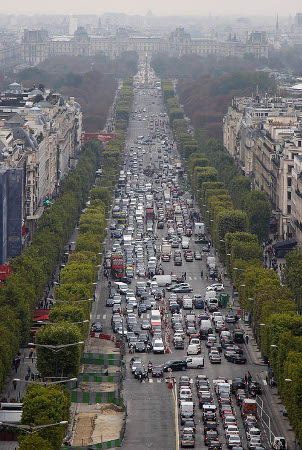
[92,67,280,450]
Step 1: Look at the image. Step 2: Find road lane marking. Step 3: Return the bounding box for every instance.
[189,276,192,280]
[96,314,100,320]
[172,383,179,450]
[149,379,153,383]
[262,379,267,385]
[102,314,106,320]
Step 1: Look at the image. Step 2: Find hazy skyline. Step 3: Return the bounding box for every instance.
[1,0,301,17]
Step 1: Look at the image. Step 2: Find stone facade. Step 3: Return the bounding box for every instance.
[21,27,269,65]
[223,96,302,243]
[0,85,82,240]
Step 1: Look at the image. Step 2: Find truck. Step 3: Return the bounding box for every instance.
[111,252,124,279]
[241,398,257,418]
[194,222,205,235]
[233,329,245,343]
[151,320,162,335]
[146,207,155,222]
[161,243,172,259]
[151,275,172,286]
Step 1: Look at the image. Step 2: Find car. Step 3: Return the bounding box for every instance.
[91,322,102,332]
[227,435,242,448]
[174,256,183,266]
[246,428,261,441]
[183,420,196,434]
[173,284,193,293]
[248,437,262,449]
[232,354,247,364]
[207,283,224,291]
[194,251,202,260]
[204,421,218,433]
[135,341,146,353]
[181,434,195,448]
[208,442,222,450]
[162,360,187,371]
[225,314,237,324]
[141,320,151,330]
[106,298,114,307]
[205,430,219,445]
[174,337,185,349]
[152,365,164,378]
[209,353,221,364]
[225,425,240,437]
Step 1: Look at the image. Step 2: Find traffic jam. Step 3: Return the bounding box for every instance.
[100,66,275,450]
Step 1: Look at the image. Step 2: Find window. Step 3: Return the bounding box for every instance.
[298,141,302,147]
[287,205,291,214]
[288,165,294,174]
[287,178,292,187]
[288,191,291,200]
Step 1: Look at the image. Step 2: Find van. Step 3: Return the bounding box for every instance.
[151,310,161,321]
[200,319,213,339]
[205,291,216,302]
[153,339,165,354]
[186,356,204,369]
[179,401,194,415]
[151,275,172,286]
[183,297,193,310]
[181,237,190,249]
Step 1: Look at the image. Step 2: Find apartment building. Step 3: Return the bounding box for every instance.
[223,96,302,244]
[0,83,82,256]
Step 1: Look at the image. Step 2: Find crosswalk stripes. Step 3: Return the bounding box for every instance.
[194,277,197,280]
[189,276,192,280]
[262,379,267,385]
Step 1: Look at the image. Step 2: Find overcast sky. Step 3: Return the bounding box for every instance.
[2,0,302,16]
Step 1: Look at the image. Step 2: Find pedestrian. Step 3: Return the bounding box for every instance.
[200,270,203,278]
[13,379,17,391]
[245,335,249,345]
[184,272,186,280]
[29,347,34,362]
[27,366,31,376]
[244,374,248,383]
[248,371,252,382]
[162,289,165,297]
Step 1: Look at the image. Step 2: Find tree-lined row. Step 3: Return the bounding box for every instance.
[0,140,101,396]
[162,79,302,444]
[21,79,132,449]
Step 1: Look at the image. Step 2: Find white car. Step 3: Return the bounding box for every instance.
[206,283,224,291]
[187,344,200,355]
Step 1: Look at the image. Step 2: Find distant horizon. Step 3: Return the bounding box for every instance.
[0,0,301,18]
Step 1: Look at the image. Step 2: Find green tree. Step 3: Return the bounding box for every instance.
[35,323,83,378]
[21,385,70,450]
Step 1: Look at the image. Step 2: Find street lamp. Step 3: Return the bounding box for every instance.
[36,320,89,326]
[284,378,292,382]
[54,298,93,304]
[0,421,68,433]
[28,342,84,377]
[233,267,245,271]
[13,377,77,386]
[271,344,278,348]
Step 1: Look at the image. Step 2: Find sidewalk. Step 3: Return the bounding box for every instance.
[0,229,80,449]
[240,321,296,450]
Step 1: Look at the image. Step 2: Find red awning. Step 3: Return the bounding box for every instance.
[33,315,49,321]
